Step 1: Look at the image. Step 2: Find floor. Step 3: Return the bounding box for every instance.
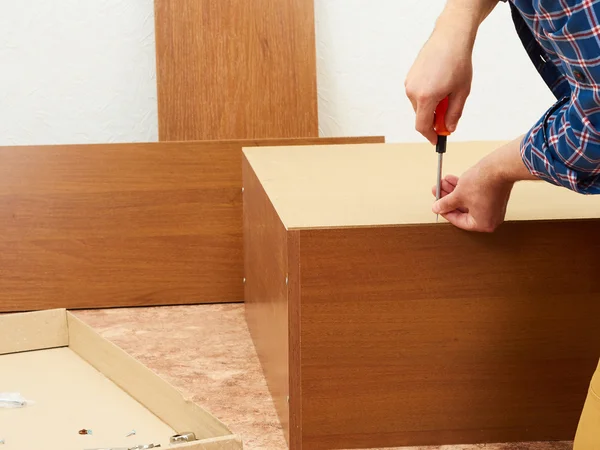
[74,304,573,450]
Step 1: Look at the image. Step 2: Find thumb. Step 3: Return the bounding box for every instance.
[432,191,462,215]
[445,90,469,132]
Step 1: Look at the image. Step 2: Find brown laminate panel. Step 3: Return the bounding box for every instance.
[155,0,318,141]
[0,137,383,312]
[242,153,291,442]
[296,221,600,448]
[0,141,240,312]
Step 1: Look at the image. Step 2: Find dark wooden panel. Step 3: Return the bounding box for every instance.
[297,221,600,448]
[0,137,383,312]
[155,0,318,141]
[242,153,291,441]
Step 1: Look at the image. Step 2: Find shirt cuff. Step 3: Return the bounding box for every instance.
[519,97,600,194]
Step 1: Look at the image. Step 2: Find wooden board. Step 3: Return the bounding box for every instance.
[574,359,600,449]
[0,309,68,355]
[0,309,242,450]
[0,137,383,312]
[242,154,292,442]
[1,347,176,450]
[67,313,231,441]
[242,141,600,228]
[155,0,318,141]
[242,141,600,448]
[297,222,600,448]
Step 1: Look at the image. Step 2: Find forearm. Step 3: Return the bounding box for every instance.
[481,136,540,185]
[436,0,501,44]
[443,0,501,23]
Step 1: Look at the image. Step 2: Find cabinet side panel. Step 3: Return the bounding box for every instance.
[242,155,290,441]
[298,221,600,449]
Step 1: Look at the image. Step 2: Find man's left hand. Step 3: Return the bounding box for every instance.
[431,136,538,232]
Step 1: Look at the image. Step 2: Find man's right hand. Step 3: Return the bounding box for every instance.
[404,0,500,144]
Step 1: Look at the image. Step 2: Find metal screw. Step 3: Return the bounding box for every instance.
[241,187,245,193]
[285,275,288,285]
[126,429,136,437]
[243,277,246,284]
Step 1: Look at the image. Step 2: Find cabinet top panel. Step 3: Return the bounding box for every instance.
[243,142,600,229]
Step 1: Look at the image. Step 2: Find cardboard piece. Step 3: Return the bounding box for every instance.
[0,309,242,450]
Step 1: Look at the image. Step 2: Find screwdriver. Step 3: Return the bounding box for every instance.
[433,96,451,223]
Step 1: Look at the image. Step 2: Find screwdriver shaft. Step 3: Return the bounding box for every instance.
[436,152,443,222]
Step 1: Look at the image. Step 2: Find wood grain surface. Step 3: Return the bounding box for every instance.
[155,0,318,141]
[242,153,292,443]
[295,221,600,448]
[0,142,239,312]
[0,137,382,312]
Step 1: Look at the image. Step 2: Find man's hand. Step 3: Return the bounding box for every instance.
[405,0,500,144]
[431,136,539,232]
[405,27,473,144]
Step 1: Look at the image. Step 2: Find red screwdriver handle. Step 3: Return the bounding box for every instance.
[434,96,451,136]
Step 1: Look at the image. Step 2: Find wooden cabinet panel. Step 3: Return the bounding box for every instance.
[155,0,318,141]
[243,141,600,448]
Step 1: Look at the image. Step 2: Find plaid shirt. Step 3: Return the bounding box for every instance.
[505,0,600,193]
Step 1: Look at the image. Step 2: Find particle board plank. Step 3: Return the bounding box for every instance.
[0,309,242,450]
[296,222,600,448]
[242,153,291,442]
[0,347,177,450]
[0,309,68,355]
[242,141,600,229]
[67,313,233,442]
[0,137,383,312]
[155,0,318,141]
[574,359,600,450]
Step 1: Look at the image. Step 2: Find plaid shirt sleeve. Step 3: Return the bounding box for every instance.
[518,2,600,194]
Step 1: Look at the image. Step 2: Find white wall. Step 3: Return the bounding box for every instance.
[0,0,158,145]
[315,0,555,143]
[0,0,555,146]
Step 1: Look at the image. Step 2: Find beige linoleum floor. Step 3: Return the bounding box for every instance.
[74,304,572,450]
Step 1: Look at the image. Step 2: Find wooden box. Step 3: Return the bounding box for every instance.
[242,141,600,449]
[0,309,242,450]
